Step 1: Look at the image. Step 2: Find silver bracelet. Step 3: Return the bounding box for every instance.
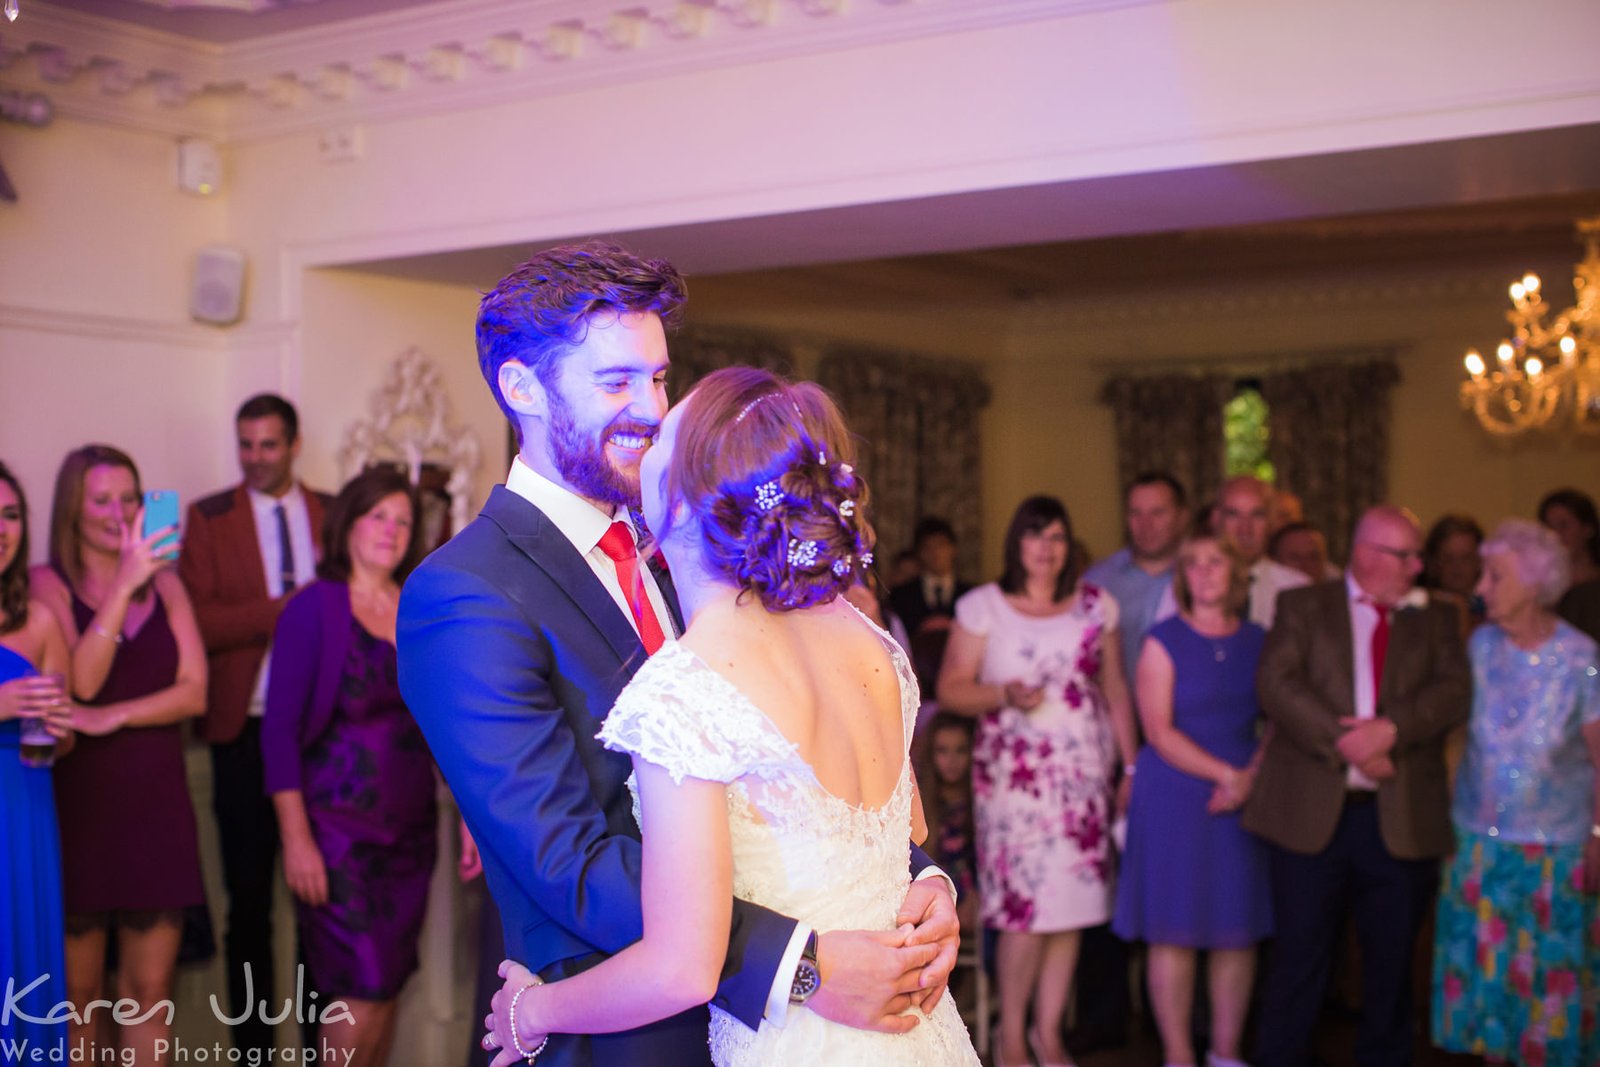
[89,623,123,644]
[508,978,549,1064]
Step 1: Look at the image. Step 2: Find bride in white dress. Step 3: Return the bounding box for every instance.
[483,367,979,1066]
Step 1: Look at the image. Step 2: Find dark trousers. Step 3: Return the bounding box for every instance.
[211,719,281,1053]
[1069,923,1131,1048]
[1254,799,1438,1067]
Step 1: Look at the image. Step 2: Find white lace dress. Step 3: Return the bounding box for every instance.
[597,632,981,1067]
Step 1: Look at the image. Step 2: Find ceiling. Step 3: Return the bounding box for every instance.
[32,0,442,42]
[343,123,1600,313]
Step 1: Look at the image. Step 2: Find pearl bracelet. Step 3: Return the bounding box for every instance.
[508,978,549,1064]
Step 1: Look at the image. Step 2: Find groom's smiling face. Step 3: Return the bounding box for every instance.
[540,310,670,508]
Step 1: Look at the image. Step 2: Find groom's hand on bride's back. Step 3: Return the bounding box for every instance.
[810,927,938,1033]
[896,878,960,1013]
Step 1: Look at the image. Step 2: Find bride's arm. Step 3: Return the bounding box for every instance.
[489,756,732,1055]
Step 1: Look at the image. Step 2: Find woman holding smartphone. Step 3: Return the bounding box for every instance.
[33,444,207,1066]
[0,461,74,1050]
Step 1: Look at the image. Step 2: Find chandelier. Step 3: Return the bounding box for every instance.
[1460,217,1600,436]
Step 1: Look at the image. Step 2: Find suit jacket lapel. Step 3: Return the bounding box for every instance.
[229,485,270,600]
[1326,583,1357,718]
[647,555,684,636]
[486,488,644,667]
[1381,601,1426,709]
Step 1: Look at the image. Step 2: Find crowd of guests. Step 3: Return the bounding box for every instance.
[3,383,1599,1067]
[901,475,1600,1067]
[0,397,438,1066]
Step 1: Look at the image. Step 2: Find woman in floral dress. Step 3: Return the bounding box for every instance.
[1432,519,1600,1066]
[940,495,1139,1067]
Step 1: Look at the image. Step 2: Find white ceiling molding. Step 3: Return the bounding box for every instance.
[0,0,1162,141]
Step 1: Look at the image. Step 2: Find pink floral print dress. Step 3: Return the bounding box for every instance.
[956,581,1118,933]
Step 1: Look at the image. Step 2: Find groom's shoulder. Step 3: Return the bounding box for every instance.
[407,489,542,592]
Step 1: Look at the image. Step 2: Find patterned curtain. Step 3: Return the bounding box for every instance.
[668,326,794,400]
[1099,373,1232,513]
[1260,357,1401,561]
[816,347,991,580]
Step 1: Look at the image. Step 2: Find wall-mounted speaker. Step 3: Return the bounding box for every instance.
[190,244,246,326]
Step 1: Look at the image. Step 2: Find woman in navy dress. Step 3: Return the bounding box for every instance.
[0,461,72,1053]
[1112,528,1273,1067]
[32,445,207,1065]
[264,467,434,1067]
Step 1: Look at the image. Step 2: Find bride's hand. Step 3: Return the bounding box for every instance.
[485,960,547,1067]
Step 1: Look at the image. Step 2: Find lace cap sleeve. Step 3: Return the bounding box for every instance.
[597,644,788,786]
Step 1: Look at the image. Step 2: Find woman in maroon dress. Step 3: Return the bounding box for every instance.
[33,444,207,1065]
[263,467,434,1067]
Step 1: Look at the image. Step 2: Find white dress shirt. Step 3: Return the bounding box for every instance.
[247,485,318,716]
[505,458,675,642]
[1345,572,1382,791]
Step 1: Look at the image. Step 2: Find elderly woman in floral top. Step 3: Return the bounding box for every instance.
[939,496,1139,1067]
[1432,518,1600,1067]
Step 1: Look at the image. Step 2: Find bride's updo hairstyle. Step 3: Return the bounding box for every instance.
[660,365,876,612]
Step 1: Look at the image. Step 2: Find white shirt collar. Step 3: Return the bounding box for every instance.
[247,484,304,514]
[1344,570,1429,611]
[505,456,631,556]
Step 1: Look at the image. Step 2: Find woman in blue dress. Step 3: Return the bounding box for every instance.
[1112,528,1273,1067]
[1432,519,1600,1066]
[0,461,73,1051]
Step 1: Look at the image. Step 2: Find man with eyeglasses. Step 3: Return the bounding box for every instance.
[1245,505,1470,1067]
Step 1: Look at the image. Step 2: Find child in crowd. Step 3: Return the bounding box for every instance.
[915,711,979,935]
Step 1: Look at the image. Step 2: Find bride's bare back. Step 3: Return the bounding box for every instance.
[680,594,907,812]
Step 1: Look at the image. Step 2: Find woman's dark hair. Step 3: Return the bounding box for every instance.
[1539,488,1600,566]
[48,444,143,596]
[998,495,1077,603]
[1421,514,1484,589]
[658,365,875,612]
[318,466,424,584]
[913,712,975,840]
[0,462,31,636]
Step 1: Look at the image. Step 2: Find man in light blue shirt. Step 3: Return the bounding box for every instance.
[1083,471,1188,695]
[1072,471,1187,1054]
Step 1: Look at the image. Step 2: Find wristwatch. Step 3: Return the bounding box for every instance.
[789,931,821,1005]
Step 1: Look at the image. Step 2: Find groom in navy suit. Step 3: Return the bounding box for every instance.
[398,241,958,1066]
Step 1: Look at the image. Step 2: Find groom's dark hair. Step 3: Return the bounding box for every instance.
[476,239,687,443]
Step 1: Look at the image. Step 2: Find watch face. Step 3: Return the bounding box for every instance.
[790,958,821,1003]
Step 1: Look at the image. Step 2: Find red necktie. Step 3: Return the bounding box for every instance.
[598,521,666,654]
[1365,597,1390,711]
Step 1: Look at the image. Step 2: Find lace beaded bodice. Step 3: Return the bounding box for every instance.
[597,617,980,1066]
[599,628,917,935]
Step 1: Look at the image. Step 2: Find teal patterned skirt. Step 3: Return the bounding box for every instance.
[1432,831,1600,1065]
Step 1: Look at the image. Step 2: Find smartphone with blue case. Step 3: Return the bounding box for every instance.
[142,490,180,558]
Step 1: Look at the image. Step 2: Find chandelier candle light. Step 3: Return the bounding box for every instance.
[1461,217,1600,437]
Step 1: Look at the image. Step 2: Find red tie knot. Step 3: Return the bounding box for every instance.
[598,521,637,563]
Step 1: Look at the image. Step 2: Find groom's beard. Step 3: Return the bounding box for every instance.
[547,390,652,509]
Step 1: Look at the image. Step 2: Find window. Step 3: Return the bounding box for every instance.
[1223,383,1275,483]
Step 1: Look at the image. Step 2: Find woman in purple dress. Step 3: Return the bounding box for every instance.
[1111,529,1272,1067]
[32,445,207,1065]
[263,467,434,1067]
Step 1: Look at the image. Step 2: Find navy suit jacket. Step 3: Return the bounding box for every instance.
[398,487,798,1066]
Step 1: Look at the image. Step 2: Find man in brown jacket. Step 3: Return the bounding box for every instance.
[179,394,331,1055]
[1245,505,1469,1067]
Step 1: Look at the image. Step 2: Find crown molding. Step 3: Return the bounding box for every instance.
[0,301,298,348]
[1010,266,1511,335]
[0,0,1165,142]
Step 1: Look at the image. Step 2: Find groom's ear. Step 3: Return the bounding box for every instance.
[498,359,549,421]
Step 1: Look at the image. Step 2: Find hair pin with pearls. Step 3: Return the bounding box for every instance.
[787,539,819,568]
[755,480,784,511]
